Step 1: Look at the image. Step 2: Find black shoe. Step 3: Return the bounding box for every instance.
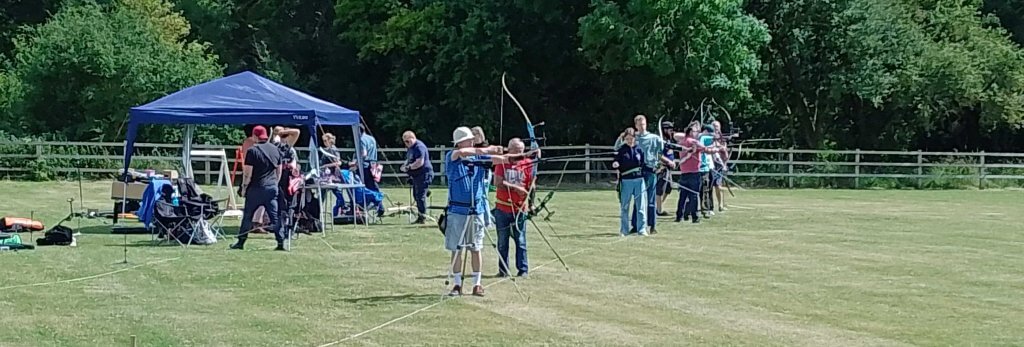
[675,217,682,223]
[496,272,508,278]
[657,211,670,217]
[649,227,657,235]
[274,244,287,251]
[692,218,700,224]
[412,218,426,225]
[516,272,528,278]
[229,243,244,250]
[629,227,637,235]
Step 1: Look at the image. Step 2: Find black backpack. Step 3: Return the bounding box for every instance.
[37,225,74,246]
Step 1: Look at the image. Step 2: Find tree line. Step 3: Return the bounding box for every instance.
[1,0,1023,152]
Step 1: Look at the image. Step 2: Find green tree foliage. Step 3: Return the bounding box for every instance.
[1,0,1023,152]
[6,0,230,142]
[748,0,1024,150]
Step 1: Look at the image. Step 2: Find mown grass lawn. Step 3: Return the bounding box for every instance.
[1,181,1022,346]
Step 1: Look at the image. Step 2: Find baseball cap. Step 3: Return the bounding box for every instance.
[252,126,269,141]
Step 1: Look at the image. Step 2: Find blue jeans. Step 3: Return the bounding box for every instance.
[411,172,432,215]
[494,208,528,275]
[620,177,647,235]
[676,173,702,221]
[630,172,657,230]
[238,185,283,244]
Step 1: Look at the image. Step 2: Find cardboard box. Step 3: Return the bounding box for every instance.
[111,181,149,200]
[162,170,179,179]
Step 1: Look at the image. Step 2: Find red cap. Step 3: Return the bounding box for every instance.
[252,126,269,141]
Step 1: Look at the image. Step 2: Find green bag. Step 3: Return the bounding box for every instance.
[0,233,22,246]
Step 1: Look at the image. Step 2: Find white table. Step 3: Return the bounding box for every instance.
[302,182,365,234]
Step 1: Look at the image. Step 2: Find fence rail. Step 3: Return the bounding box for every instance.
[1,141,1023,189]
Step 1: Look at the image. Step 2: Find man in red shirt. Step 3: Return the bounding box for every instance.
[675,124,706,223]
[493,138,537,277]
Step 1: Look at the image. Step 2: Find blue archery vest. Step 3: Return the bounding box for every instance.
[444,151,489,215]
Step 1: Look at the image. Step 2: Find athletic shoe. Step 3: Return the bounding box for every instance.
[448,285,462,296]
[692,218,700,224]
[274,244,287,251]
[657,211,670,217]
[649,227,658,235]
[412,218,426,225]
[708,211,716,216]
[472,285,485,297]
[496,272,508,278]
[229,243,244,250]
[516,272,528,278]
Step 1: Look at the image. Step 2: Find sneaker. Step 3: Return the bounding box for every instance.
[412,218,426,225]
[516,272,528,278]
[708,211,716,216]
[719,206,727,212]
[472,285,485,297]
[692,218,700,224]
[629,227,637,235]
[495,272,508,278]
[657,211,669,217]
[649,227,658,235]
[674,218,682,223]
[448,285,463,296]
[274,244,287,251]
[229,243,244,250]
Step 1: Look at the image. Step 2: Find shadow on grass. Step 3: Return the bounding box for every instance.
[414,274,507,280]
[336,293,437,306]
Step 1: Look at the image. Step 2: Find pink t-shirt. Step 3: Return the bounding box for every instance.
[678,137,704,173]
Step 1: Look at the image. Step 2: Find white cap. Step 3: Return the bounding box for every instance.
[452,126,475,144]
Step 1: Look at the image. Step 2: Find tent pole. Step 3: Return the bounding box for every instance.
[183,125,195,178]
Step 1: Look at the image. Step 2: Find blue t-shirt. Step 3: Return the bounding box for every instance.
[698,134,714,172]
[405,140,432,176]
[359,133,378,167]
[444,151,490,215]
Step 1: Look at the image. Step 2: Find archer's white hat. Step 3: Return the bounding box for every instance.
[452,126,475,144]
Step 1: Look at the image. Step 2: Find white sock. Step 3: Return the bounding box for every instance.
[472,272,482,286]
[453,272,462,286]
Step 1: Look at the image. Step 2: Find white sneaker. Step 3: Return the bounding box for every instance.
[708,211,716,216]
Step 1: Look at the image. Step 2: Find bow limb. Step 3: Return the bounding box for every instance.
[501,72,540,218]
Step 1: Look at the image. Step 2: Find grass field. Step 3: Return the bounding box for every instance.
[1,180,1022,346]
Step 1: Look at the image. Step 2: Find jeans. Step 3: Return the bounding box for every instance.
[630,172,657,230]
[494,208,528,275]
[676,172,702,221]
[238,185,283,244]
[702,171,714,212]
[362,165,379,192]
[620,177,648,235]
[411,172,432,216]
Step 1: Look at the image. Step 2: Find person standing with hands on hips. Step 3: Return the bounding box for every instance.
[400,131,433,224]
[613,128,648,236]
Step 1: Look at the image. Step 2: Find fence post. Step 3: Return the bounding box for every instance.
[35,143,43,161]
[979,151,986,190]
[916,151,923,188]
[788,147,794,189]
[584,144,591,184]
[438,147,446,185]
[854,148,861,189]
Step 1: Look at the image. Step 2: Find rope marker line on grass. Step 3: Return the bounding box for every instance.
[317,236,628,347]
[0,257,181,291]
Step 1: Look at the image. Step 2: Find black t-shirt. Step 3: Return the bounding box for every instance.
[245,142,283,188]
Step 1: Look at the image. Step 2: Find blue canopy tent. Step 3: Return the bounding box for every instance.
[122,71,366,183]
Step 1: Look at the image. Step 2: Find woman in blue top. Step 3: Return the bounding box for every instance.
[612,128,648,236]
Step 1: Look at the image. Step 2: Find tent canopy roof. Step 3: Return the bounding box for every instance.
[128,71,360,126]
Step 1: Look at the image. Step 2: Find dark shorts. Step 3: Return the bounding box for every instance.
[656,171,673,196]
[711,169,723,187]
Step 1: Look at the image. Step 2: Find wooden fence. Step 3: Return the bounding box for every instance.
[1,141,1023,189]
